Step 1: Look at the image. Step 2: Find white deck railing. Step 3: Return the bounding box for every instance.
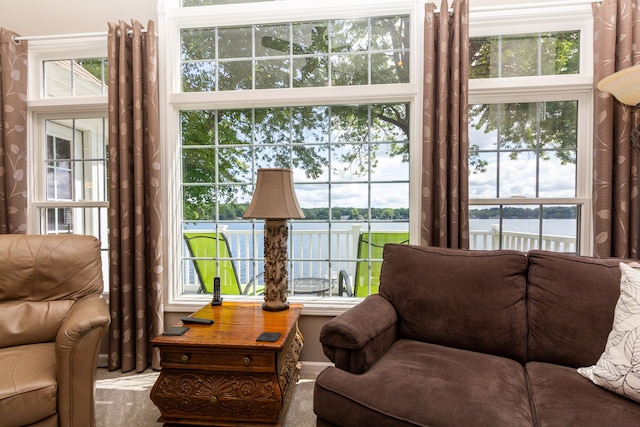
[183,224,577,292]
[469,224,576,252]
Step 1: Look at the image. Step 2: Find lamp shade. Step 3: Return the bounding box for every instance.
[243,168,305,219]
[597,64,640,106]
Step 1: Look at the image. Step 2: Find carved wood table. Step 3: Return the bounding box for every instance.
[150,302,304,426]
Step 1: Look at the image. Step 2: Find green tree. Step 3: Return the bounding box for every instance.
[180,18,412,220]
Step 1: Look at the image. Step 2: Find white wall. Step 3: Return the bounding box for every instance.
[0,0,555,37]
[0,0,157,36]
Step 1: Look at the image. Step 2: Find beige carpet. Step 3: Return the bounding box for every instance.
[95,366,319,426]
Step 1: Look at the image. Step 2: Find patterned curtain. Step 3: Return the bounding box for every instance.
[107,20,163,372]
[0,29,27,234]
[593,0,640,258]
[422,0,470,248]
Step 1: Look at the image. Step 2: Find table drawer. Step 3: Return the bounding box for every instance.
[162,348,275,371]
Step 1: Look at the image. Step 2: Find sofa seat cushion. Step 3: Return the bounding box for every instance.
[527,361,640,426]
[314,339,533,427]
[0,343,58,427]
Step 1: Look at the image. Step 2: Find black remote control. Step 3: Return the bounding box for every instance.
[181,316,214,325]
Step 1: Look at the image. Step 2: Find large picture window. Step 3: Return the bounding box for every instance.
[181,103,409,297]
[164,0,420,304]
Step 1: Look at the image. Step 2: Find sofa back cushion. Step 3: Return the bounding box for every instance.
[527,250,622,368]
[380,244,529,363]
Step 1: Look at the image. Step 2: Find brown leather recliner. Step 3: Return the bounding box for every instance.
[0,234,111,427]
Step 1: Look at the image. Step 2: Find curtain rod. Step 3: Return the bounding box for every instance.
[12,28,148,43]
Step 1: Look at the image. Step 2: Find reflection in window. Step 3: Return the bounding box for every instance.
[470,31,580,79]
[180,16,410,91]
[44,58,108,97]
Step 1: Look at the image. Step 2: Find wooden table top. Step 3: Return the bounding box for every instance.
[151,301,303,351]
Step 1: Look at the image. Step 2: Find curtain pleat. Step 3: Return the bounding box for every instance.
[422,0,469,248]
[593,0,640,258]
[107,20,163,372]
[0,29,27,234]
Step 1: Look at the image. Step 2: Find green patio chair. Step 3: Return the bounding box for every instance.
[353,231,409,297]
[184,232,243,295]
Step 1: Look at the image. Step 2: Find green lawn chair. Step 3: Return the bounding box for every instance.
[184,232,243,295]
[353,231,409,297]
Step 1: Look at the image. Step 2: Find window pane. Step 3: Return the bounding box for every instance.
[45,118,107,203]
[256,24,289,56]
[293,57,328,87]
[371,16,409,51]
[219,26,252,59]
[44,58,107,97]
[182,28,216,60]
[182,61,216,92]
[469,204,578,253]
[331,19,369,52]
[45,60,72,97]
[180,15,410,92]
[468,152,497,198]
[468,101,577,199]
[255,58,290,89]
[332,54,368,85]
[469,30,580,79]
[293,22,329,55]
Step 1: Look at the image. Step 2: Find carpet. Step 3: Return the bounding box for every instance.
[95,366,319,426]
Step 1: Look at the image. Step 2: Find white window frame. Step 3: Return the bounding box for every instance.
[468,3,594,256]
[158,0,424,314]
[27,38,110,287]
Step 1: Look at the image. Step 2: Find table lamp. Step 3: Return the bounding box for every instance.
[243,168,305,311]
[597,63,640,147]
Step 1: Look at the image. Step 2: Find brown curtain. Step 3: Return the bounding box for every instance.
[593,0,640,258]
[422,0,469,248]
[0,29,27,234]
[107,20,163,372]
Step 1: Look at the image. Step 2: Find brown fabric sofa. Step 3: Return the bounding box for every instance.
[314,244,640,426]
[0,234,111,427]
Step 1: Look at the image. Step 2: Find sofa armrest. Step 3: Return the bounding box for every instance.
[55,294,111,427]
[320,295,397,374]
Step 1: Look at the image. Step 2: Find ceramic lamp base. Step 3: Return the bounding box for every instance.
[262,219,290,311]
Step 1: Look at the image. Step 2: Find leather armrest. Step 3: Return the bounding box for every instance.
[55,294,110,427]
[320,295,397,374]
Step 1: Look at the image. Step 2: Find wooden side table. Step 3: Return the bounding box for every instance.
[150,302,304,426]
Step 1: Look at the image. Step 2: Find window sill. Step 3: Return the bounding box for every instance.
[164,295,363,317]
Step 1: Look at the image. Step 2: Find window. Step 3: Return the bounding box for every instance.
[162,0,421,307]
[28,39,109,287]
[468,4,593,255]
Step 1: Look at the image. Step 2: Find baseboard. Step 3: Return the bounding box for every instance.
[98,353,109,368]
[299,360,332,377]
